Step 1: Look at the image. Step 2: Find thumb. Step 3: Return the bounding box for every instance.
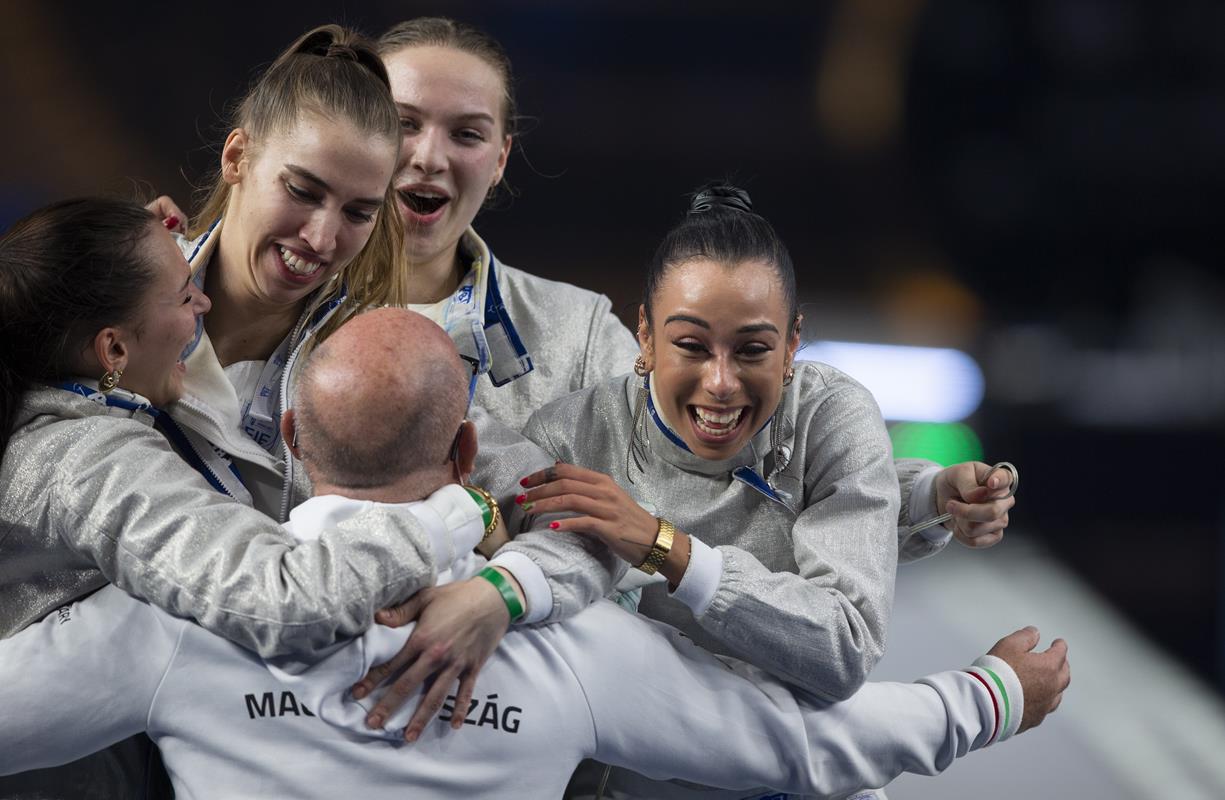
[376,592,427,628]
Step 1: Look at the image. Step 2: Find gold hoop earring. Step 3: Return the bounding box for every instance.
[634,355,650,377]
[99,368,123,393]
[782,365,795,386]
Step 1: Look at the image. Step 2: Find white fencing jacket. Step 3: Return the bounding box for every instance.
[0,495,1022,800]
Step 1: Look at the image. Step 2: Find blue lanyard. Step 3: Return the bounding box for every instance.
[642,374,786,505]
[57,382,246,499]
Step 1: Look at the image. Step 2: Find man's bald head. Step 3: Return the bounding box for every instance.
[291,308,472,490]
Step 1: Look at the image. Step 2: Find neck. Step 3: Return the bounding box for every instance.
[205,235,305,366]
[309,467,453,505]
[404,244,467,305]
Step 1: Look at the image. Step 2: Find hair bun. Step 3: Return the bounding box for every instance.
[689,184,753,215]
[325,42,359,62]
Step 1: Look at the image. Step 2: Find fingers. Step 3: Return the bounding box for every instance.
[145,195,187,233]
[352,643,416,701]
[375,591,428,628]
[947,496,1014,524]
[450,673,478,732]
[518,462,602,489]
[517,489,604,519]
[989,625,1040,657]
[367,639,451,731]
[404,663,462,742]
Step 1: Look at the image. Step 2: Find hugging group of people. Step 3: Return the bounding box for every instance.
[0,18,1069,800]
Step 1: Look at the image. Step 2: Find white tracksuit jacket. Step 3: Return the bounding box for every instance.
[0,496,1022,800]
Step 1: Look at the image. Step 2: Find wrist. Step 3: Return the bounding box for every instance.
[477,566,525,623]
[661,530,692,589]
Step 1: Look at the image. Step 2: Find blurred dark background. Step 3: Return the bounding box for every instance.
[4,1,1224,694]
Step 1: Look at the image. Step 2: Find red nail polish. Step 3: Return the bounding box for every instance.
[163,214,179,230]
[515,494,526,504]
[519,477,530,487]
[549,521,560,530]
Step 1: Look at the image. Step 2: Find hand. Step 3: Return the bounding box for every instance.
[145,195,187,233]
[987,626,1070,733]
[350,574,514,742]
[474,515,511,560]
[517,462,662,568]
[935,462,1017,549]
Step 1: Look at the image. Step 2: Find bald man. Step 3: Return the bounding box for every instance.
[0,309,1069,799]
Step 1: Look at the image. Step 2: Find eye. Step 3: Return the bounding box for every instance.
[284,181,317,203]
[738,343,773,359]
[454,128,486,144]
[344,208,376,224]
[674,340,708,355]
[399,117,421,133]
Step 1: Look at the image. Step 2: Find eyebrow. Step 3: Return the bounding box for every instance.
[285,165,383,208]
[664,314,779,335]
[395,102,496,126]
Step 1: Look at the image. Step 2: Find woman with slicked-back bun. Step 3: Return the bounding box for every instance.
[519,182,1019,800]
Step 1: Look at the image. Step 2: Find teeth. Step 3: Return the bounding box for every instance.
[279,246,322,276]
[693,407,743,436]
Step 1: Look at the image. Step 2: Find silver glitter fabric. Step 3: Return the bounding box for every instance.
[0,386,442,657]
[470,260,641,432]
[525,363,901,701]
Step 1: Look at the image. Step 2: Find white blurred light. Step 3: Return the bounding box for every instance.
[796,341,984,422]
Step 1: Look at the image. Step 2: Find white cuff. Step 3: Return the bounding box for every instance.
[417,484,487,570]
[487,550,550,624]
[911,466,953,544]
[669,536,722,617]
[969,654,1024,744]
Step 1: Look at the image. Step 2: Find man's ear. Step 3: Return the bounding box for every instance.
[453,419,478,483]
[281,409,300,459]
[221,128,250,186]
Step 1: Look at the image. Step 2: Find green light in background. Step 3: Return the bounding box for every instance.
[890,422,984,466]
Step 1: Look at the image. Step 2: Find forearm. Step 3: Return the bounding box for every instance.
[54,431,452,656]
[585,605,1019,796]
[896,458,951,563]
[697,542,893,700]
[0,588,169,775]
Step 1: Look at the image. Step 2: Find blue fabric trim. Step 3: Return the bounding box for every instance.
[482,257,534,387]
[643,374,691,452]
[732,465,782,503]
[56,382,243,499]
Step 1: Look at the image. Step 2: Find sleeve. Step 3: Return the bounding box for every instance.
[696,380,900,701]
[569,605,1018,796]
[469,407,627,624]
[895,458,952,563]
[0,587,182,775]
[576,293,639,390]
[49,421,451,658]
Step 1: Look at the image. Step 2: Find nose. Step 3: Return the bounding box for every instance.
[408,125,446,176]
[194,288,212,315]
[703,353,740,401]
[300,210,340,257]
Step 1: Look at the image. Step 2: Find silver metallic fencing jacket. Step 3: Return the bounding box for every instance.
[419,228,641,432]
[168,222,624,626]
[524,363,903,703]
[0,385,459,654]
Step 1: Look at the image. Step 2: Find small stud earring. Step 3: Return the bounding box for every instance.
[782,365,795,386]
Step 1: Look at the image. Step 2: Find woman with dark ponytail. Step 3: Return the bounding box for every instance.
[518,184,1018,799]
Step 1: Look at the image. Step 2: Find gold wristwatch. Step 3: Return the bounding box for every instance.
[636,518,675,575]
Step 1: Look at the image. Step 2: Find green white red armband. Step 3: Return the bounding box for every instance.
[966,654,1024,745]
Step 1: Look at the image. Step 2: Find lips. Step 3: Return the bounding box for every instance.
[690,405,747,440]
[397,185,450,224]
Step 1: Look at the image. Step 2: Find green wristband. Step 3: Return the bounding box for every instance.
[463,486,495,532]
[477,567,525,623]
